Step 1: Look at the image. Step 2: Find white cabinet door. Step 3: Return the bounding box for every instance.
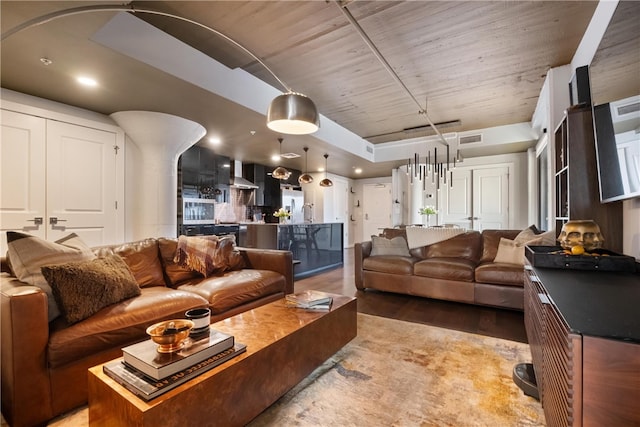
[46,120,119,246]
[1,110,121,252]
[0,110,47,251]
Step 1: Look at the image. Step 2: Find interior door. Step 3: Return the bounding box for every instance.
[441,169,473,229]
[0,110,47,252]
[46,121,119,246]
[440,166,509,230]
[473,167,509,230]
[362,183,392,240]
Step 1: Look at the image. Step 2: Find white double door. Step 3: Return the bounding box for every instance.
[440,165,510,231]
[1,109,123,252]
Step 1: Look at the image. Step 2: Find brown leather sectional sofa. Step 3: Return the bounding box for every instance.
[1,237,293,427]
[355,229,525,310]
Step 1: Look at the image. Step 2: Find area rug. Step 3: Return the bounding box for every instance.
[15,313,544,426]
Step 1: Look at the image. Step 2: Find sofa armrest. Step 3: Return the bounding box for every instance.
[1,275,53,427]
[239,248,294,295]
[354,241,372,290]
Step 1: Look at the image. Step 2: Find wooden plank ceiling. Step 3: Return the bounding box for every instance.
[2,1,637,178]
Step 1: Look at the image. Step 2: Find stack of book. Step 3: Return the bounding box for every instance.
[285,290,333,310]
[103,327,246,401]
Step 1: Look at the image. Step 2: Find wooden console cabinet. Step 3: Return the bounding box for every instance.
[524,263,640,426]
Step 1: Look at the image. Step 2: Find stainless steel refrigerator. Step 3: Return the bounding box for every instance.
[281,189,304,224]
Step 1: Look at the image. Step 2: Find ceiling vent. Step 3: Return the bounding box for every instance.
[459,134,483,145]
[280,152,300,159]
[616,101,640,117]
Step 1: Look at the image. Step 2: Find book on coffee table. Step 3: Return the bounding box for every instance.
[122,327,234,380]
[285,290,333,308]
[104,343,247,401]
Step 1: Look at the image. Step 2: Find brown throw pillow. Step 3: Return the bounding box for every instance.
[6,231,96,321]
[41,254,141,324]
[370,235,411,257]
[157,237,202,286]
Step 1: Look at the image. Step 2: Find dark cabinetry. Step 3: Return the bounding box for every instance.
[553,105,622,252]
[243,163,301,213]
[179,145,230,197]
[524,264,640,426]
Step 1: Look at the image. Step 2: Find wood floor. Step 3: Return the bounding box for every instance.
[295,248,528,343]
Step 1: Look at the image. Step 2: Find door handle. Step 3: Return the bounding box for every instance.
[49,217,67,225]
[27,217,43,225]
[466,217,480,220]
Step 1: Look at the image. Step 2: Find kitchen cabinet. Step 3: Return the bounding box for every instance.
[524,263,640,426]
[178,146,231,231]
[553,105,622,252]
[243,163,301,216]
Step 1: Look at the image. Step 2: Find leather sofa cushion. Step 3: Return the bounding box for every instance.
[475,262,524,287]
[47,287,208,368]
[479,230,521,263]
[421,232,482,262]
[94,238,166,288]
[362,256,417,275]
[177,270,285,314]
[413,258,475,282]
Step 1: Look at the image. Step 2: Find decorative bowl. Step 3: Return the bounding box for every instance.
[146,319,194,353]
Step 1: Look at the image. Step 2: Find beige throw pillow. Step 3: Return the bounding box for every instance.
[6,231,96,321]
[370,236,411,257]
[494,236,545,266]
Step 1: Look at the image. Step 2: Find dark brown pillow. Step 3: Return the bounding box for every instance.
[41,254,141,324]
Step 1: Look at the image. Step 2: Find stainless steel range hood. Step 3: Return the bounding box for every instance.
[230,160,258,189]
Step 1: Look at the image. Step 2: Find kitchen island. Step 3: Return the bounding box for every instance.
[244,223,343,279]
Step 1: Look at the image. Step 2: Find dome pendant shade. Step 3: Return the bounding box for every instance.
[298,173,314,184]
[272,137,291,180]
[319,178,333,187]
[319,153,333,187]
[298,146,314,184]
[272,166,292,180]
[267,93,320,135]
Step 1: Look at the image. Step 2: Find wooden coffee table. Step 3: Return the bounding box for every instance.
[87,293,357,426]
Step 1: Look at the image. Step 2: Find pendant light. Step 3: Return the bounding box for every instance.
[267,92,320,135]
[3,5,320,136]
[319,154,333,187]
[272,137,292,180]
[298,147,314,184]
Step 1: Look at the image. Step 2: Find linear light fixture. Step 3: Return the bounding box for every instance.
[2,4,320,135]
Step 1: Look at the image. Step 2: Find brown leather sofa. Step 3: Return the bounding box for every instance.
[355,229,525,310]
[1,237,293,427]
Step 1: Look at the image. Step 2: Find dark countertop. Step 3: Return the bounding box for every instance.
[532,266,640,343]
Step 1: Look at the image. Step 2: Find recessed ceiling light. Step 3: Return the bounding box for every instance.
[271,154,280,162]
[318,167,325,172]
[354,168,363,174]
[40,57,52,66]
[208,136,221,145]
[77,76,98,87]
